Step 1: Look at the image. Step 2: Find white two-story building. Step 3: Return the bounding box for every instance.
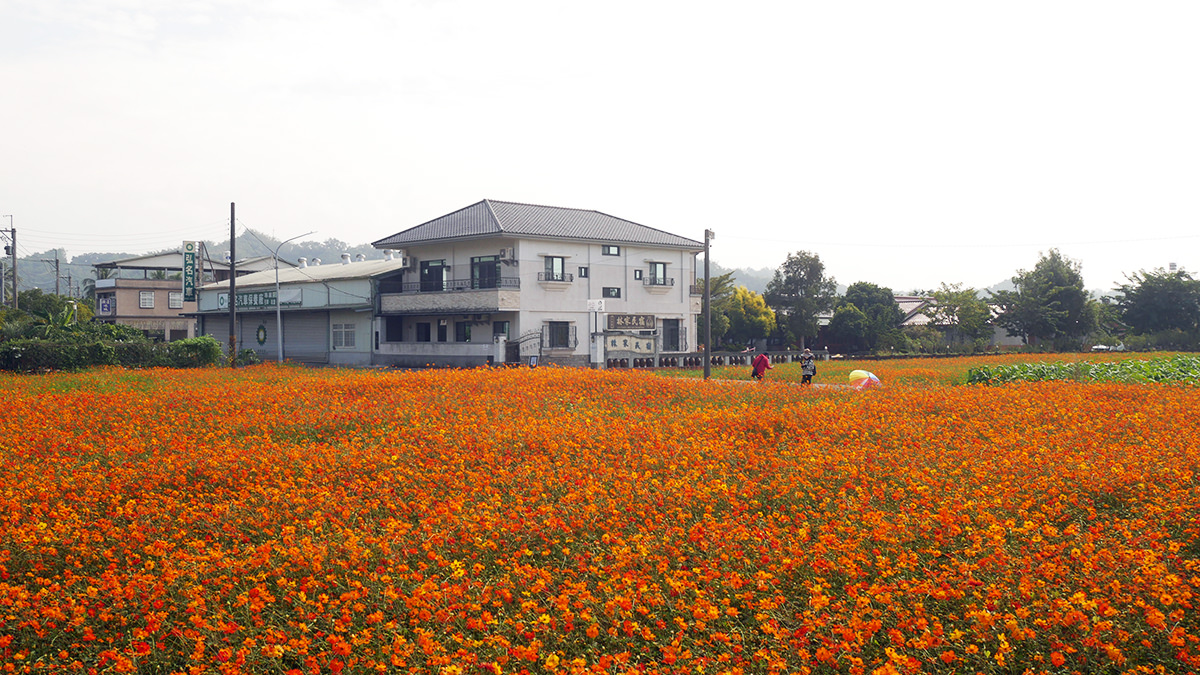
[373,199,704,368]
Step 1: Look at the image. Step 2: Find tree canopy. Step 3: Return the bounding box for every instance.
[725,287,776,347]
[764,251,836,349]
[990,249,1097,345]
[923,283,992,343]
[697,272,736,347]
[1115,267,1200,334]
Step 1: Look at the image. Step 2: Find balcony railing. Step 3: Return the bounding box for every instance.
[690,284,703,296]
[397,277,521,293]
[643,276,674,286]
[538,272,574,283]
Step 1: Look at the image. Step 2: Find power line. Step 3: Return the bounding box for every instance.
[720,232,1200,249]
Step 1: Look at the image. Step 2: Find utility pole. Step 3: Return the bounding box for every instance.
[3,216,14,310]
[41,254,61,295]
[703,229,714,380]
[228,202,237,366]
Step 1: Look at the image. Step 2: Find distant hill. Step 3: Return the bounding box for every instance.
[708,262,775,295]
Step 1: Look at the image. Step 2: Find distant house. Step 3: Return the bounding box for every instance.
[895,295,935,328]
[93,251,284,341]
[371,199,704,368]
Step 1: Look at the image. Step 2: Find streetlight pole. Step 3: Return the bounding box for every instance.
[703,229,714,380]
[275,231,315,362]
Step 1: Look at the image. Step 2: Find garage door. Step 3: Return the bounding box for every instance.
[282,311,329,363]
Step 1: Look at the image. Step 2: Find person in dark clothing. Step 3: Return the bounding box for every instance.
[800,347,817,385]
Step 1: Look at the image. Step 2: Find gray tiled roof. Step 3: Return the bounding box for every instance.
[372,200,704,250]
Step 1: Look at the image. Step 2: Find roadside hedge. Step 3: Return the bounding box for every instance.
[0,336,225,372]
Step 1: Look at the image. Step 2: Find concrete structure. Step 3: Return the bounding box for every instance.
[93,251,282,342]
[195,253,409,366]
[371,200,705,368]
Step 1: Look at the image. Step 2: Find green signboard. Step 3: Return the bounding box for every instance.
[182,241,198,302]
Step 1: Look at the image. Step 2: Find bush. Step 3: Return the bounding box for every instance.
[234,348,262,367]
[0,340,89,372]
[0,336,224,372]
[168,336,224,368]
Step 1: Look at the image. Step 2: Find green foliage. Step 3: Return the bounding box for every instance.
[724,287,776,346]
[764,251,836,348]
[842,282,904,351]
[966,354,1200,385]
[169,336,225,368]
[234,347,263,367]
[924,283,992,343]
[696,272,736,346]
[827,303,870,352]
[0,335,223,372]
[990,249,1098,344]
[1121,329,1200,352]
[1115,267,1200,334]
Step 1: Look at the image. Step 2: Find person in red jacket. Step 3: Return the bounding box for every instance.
[751,351,773,381]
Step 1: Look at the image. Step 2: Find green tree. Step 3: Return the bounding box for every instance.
[725,286,776,347]
[827,303,870,352]
[923,283,992,343]
[697,272,736,347]
[842,282,904,351]
[764,251,836,349]
[1115,268,1200,334]
[991,249,1097,346]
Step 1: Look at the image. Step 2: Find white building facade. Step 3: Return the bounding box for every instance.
[372,200,705,368]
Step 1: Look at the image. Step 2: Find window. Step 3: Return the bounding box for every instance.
[603,287,621,298]
[602,245,620,256]
[493,321,509,338]
[578,266,589,278]
[168,292,183,309]
[471,255,500,289]
[416,322,432,342]
[633,270,643,281]
[649,262,668,285]
[543,256,566,282]
[437,321,447,342]
[332,323,356,348]
[385,316,403,342]
[546,321,572,349]
[420,260,447,292]
[139,291,155,309]
[455,321,471,343]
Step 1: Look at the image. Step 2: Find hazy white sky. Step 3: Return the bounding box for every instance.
[3,0,1197,292]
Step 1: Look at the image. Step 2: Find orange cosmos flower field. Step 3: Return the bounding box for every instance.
[1,363,1197,674]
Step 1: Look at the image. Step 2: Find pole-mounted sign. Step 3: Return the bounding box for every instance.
[182,241,199,302]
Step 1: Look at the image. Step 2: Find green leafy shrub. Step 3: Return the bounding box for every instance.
[234,348,262,367]
[967,355,1200,385]
[168,336,224,368]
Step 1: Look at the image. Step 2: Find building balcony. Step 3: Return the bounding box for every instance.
[380,277,521,314]
[643,276,674,295]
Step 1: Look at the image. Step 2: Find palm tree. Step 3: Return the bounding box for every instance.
[83,267,115,301]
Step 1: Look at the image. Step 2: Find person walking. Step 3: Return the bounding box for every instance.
[751,350,773,382]
[800,347,817,385]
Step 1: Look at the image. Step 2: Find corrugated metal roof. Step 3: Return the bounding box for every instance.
[372,199,704,250]
[201,257,409,291]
